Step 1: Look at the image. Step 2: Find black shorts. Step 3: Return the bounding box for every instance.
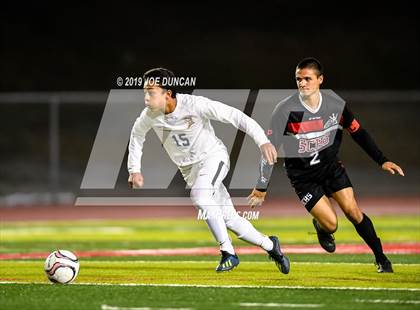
[287,160,352,212]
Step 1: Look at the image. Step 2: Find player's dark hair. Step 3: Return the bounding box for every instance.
[143,67,177,98]
[296,57,324,77]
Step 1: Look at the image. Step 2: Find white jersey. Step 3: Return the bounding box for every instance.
[128,93,269,173]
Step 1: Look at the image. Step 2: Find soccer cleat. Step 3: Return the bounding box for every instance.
[376,259,393,273]
[312,218,336,253]
[267,236,290,274]
[216,251,240,272]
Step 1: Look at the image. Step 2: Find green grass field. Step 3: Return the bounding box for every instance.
[1,216,419,309]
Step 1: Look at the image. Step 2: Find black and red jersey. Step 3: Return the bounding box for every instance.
[257,90,388,189]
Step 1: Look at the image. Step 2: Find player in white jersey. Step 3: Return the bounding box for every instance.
[127,68,290,273]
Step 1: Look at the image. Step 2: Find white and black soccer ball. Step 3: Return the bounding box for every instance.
[44,250,79,284]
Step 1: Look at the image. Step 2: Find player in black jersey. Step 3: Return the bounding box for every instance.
[248,58,404,273]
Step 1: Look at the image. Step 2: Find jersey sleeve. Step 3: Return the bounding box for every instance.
[254,104,286,192]
[196,96,270,147]
[127,109,152,174]
[267,105,287,150]
[341,105,360,133]
[342,105,389,165]
[255,156,274,191]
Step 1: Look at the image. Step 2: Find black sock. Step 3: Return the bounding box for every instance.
[354,213,387,263]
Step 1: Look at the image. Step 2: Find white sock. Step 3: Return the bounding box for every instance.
[260,236,274,251]
[203,216,235,255]
[219,237,235,255]
[232,217,273,251]
[191,184,235,255]
[215,184,274,251]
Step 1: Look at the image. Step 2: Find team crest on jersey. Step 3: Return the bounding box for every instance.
[324,113,338,129]
[184,116,195,129]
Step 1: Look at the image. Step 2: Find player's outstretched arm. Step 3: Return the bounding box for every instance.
[247,156,274,207]
[343,106,404,175]
[128,172,144,188]
[197,97,270,152]
[249,113,281,208]
[127,110,152,187]
[382,161,405,176]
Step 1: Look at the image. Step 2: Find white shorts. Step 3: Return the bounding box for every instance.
[179,149,229,190]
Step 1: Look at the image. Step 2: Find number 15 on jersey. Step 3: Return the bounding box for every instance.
[172,133,190,147]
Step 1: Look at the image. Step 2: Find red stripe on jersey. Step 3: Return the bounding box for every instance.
[288,120,324,134]
[347,119,360,133]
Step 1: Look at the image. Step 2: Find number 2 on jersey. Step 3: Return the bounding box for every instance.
[172,133,190,147]
[309,151,320,166]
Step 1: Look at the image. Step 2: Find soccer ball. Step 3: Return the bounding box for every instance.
[44,250,80,284]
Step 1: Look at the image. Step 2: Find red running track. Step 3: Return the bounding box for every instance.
[0,197,418,221]
[1,243,419,260]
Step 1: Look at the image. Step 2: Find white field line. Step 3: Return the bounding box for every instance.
[0,282,419,291]
[355,299,420,304]
[101,305,193,310]
[7,260,420,266]
[239,302,324,308]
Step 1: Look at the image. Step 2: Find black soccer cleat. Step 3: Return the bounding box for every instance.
[216,250,240,272]
[376,258,393,273]
[267,236,290,274]
[312,218,336,253]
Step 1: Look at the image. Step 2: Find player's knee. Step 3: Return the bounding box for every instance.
[224,214,241,231]
[344,207,363,224]
[190,188,214,209]
[326,224,337,234]
[225,216,252,237]
[321,219,337,233]
[224,218,235,231]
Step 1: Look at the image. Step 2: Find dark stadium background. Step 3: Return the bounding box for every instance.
[1,4,419,205]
